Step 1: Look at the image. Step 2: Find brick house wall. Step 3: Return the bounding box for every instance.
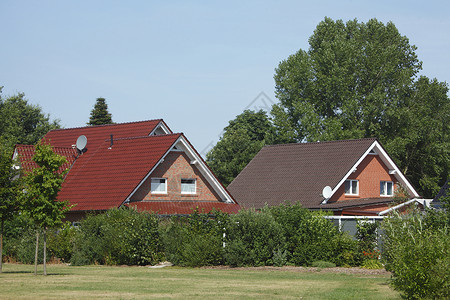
[130,151,222,202]
[329,154,397,203]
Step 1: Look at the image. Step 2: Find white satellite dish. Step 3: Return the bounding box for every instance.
[322,186,332,199]
[76,135,87,152]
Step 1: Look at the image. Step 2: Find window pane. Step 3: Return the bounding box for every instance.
[181,179,196,194]
[345,181,350,194]
[351,181,357,194]
[151,178,166,193]
[380,181,385,195]
[387,182,393,195]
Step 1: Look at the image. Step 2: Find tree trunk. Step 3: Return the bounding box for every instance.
[34,231,39,276]
[43,228,47,276]
[0,219,3,274]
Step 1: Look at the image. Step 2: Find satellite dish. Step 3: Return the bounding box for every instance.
[322,186,332,199]
[76,135,87,153]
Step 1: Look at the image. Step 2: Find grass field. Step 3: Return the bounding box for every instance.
[0,263,399,299]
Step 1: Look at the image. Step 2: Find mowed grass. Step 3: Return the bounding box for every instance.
[0,263,399,299]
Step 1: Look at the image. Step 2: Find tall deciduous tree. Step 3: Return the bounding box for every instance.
[0,145,20,273]
[87,98,113,126]
[272,18,449,197]
[0,87,60,150]
[206,110,274,186]
[21,141,70,275]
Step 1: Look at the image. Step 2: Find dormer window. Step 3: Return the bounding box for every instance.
[345,180,359,195]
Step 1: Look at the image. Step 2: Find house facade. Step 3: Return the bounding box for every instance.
[227,138,420,216]
[15,120,239,221]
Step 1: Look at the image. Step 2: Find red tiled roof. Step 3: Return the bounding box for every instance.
[15,120,236,215]
[15,144,77,174]
[44,119,165,154]
[228,138,378,209]
[127,201,240,215]
[59,134,181,211]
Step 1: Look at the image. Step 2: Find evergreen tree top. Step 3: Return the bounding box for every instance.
[88,98,113,126]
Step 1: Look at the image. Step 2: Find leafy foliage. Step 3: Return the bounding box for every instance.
[271,18,449,197]
[87,97,113,126]
[206,110,274,186]
[224,209,284,266]
[0,87,60,151]
[381,210,449,299]
[71,208,163,266]
[21,141,70,229]
[161,210,227,267]
[267,203,357,266]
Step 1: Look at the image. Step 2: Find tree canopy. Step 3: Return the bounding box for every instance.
[206,110,274,186]
[87,98,113,126]
[271,18,449,197]
[0,87,60,151]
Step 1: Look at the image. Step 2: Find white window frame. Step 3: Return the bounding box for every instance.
[181,178,196,195]
[151,178,167,194]
[345,179,359,195]
[380,181,394,196]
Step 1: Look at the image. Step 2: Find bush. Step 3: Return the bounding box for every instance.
[311,260,336,268]
[361,259,383,269]
[71,208,163,266]
[381,210,450,299]
[3,214,48,264]
[268,203,357,266]
[224,209,284,266]
[47,222,76,262]
[272,248,288,267]
[161,210,227,267]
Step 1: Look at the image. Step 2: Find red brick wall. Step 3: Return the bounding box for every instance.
[329,155,397,202]
[130,151,222,202]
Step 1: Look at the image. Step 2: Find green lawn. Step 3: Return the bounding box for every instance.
[0,264,399,299]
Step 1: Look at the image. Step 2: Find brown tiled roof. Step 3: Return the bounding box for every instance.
[318,197,393,210]
[227,138,377,209]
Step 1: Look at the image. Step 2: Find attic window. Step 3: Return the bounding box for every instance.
[380,181,394,196]
[345,180,359,195]
[181,179,196,194]
[369,149,377,155]
[151,178,167,194]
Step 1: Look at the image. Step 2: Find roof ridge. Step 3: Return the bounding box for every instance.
[264,137,378,148]
[47,119,163,132]
[107,133,182,142]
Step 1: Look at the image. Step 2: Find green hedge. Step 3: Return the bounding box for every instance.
[71,208,163,266]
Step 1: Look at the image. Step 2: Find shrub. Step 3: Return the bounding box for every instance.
[311,260,336,268]
[47,222,76,262]
[381,210,450,299]
[3,214,47,264]
[71,208,163,266]
[268,203,356,266]
[361,259,383,269]
[161,210,227,267]
[224,209,284,266]
[272,248,288,267]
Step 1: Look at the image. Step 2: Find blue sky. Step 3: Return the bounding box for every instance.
[1,0,449,156]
